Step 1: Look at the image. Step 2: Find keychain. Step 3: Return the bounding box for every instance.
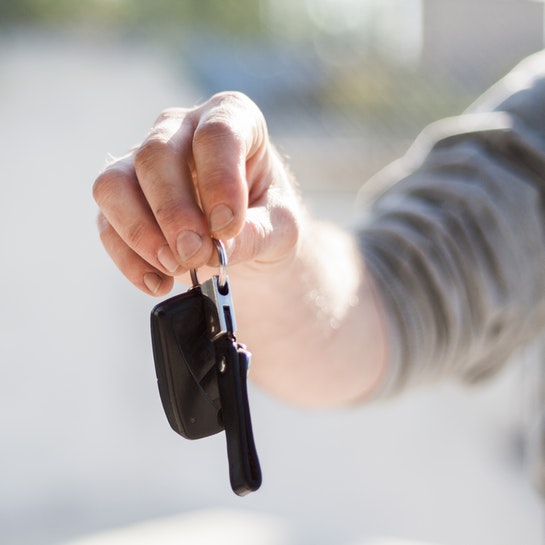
[150,239,262,496]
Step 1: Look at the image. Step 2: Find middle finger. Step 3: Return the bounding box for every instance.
[134,113,213,269]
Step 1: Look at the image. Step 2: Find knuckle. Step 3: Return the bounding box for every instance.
[92,168,124,207]
[134,134,172,176]
[92,172,108,204]
[153,107,184,125]
[193,116,237,149]
[210,90,253,109]
[198,92,267,157]
[154,199,184,227]
[195,93,258,145]
[215,91,263,126]
[126,220,148,248]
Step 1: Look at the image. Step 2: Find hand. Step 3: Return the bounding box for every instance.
[93,92,387,406]
[93,91,303,295]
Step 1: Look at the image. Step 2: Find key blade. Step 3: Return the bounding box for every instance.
[201,276,237,340]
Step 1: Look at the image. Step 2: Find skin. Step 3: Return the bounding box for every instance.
[93,91,388,407]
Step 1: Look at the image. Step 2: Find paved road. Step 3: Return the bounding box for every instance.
[0,29,542,545]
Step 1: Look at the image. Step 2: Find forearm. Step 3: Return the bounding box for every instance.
[231,219,388,407]
[358,124,545,396]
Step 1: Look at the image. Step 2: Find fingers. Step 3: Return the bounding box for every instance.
[97,212,174,295]
[93,154,186,276]
[227,176,302,269]
[133,111,214,268]
[130,93,269,267]
[93,92,279,295]
[191,92,269,237]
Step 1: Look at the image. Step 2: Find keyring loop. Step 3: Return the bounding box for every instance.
[189,238,228,291]
[214,238,228,292]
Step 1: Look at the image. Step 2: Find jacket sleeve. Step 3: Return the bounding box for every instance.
[357,51,545,397]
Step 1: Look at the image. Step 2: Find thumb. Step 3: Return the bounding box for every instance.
[227,164,304,269]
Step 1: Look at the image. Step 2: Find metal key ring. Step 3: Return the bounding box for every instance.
[214,238,228,292]
[190,238,228,291]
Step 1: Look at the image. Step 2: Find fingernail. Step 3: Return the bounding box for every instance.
[158,244,180,274]
[144,272,162,295]
[176,230,203,262]
[209,204,234,234]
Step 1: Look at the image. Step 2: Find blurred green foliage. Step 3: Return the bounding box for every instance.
[0,0,263,36]
[0,0,477,135]
[316,58,476,132]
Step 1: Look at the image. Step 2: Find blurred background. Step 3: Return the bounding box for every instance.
[1,1,544,544]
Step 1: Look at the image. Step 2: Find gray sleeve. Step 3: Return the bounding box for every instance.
[357,51,545,397]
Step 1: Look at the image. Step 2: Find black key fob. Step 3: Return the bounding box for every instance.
[149,240,262,496]
[150,287,223,440]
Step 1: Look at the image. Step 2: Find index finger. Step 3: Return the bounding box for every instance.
[191,92,270,239]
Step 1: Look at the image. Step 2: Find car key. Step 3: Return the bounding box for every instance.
[150,285,222,440]
[199,252,262,495]
[150,239,262,495]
